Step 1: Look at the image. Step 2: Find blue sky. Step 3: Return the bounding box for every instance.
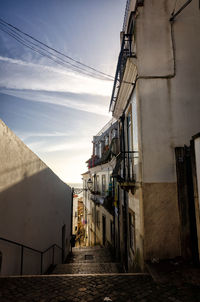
[0,0,125,183]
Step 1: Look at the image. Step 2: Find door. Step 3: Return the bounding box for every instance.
[62,224,66,263]
[175,147,199,263]
[102,215,106,246]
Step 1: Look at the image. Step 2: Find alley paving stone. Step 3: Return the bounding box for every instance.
[0,274,200,302]
[0,246,200,301]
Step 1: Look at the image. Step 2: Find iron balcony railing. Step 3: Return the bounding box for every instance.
[122,0,131,32]
[90,193,113,214]
[113,151,139,184]
[109,29,136,113]
[0,236,62,275]
[87,138,120,168]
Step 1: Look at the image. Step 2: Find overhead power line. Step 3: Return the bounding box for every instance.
[0,24,109,80]
[0,18,114,81]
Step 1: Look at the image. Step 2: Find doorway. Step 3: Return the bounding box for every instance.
[102,215,106,246]
[175,146,199,263]
[62,224,66,263]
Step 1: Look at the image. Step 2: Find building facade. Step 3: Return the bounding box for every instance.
[83,119,119,250]
[109,0,200,271]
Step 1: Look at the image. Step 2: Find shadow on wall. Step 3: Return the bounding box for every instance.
[1,158,41,179]
[0,168,72,275]
[0,251,2,273]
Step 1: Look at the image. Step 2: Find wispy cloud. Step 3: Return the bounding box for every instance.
[27,139,89,153]
[0,87,110,116]
[0,55,113,97]
[14,130,72,141]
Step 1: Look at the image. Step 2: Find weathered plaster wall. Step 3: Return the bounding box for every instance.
[128,187,144,270]
[143,183,180,259]
[0,120,72,275]
[194,137,200,258]
[135,0,200,259]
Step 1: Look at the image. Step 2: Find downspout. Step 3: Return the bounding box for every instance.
[120,114,126,179]
[71,187,74,237]
[70,187,74,252]
[94,202,97,245]
[112,177,115,252]
[120,114,129,270]
[170,0,193,21]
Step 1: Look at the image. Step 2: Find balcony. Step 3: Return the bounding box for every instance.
[86,138,120,168]
[112,151,139,192]
[109,29,136,113]
[90,188,114,214]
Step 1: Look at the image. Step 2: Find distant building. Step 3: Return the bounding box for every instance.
[76,197,85,246]
[83,119,119,249]
[72,194,79,236]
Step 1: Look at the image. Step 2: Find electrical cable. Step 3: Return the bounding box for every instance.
[0,18,114,80]
[0,25,110,80]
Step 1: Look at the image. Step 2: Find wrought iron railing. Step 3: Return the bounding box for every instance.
[0,236,62,275]
[113,151,139,183]
[87,138,120,168]
[122,0,131,32]
[109,31,136,112]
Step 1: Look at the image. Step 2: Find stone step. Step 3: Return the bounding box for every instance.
[52,262,124,274]
[68,247,114,264]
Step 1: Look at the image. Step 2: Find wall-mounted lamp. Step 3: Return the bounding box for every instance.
[87,178,93,192]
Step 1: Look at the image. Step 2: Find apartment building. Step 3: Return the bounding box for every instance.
[109,0,200,271]
[83,119,119,249]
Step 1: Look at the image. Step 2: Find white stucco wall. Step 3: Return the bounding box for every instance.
[0,120,72,275]
[194,136,200,256]
[136,0,200,183]
[194,137,200,217]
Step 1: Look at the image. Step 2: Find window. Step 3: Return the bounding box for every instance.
[92,208,95,222]
[110,221,113,241]
[99,142,102,158]
[97,211,100,229]
[94,144,98,156]
[126,112,132,152]
[96,175,100,192]
[102,175,106,195]
[112,128,117,139]
[105,136,109,146]
[129,211,136,253]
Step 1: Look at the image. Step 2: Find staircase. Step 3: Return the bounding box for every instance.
[52,246,124,274]
[0,245,198,301]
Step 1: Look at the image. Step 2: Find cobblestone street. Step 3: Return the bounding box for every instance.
[0,246,200,302]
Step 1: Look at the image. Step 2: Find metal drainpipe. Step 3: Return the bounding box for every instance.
[70,188,74,253]
[124,190,128,271]
[120,114,126,179]
[117,185,121,261]
[113,177,116,256]
[170,0,193,21]
[94,201,97,245]
[120,114,128,270]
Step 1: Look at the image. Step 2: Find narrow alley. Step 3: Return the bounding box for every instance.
[1,0,200,301]
[0,245,200,302]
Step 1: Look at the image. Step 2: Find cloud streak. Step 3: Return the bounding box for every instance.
[0,88,110,116]
[0,55,113,97]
